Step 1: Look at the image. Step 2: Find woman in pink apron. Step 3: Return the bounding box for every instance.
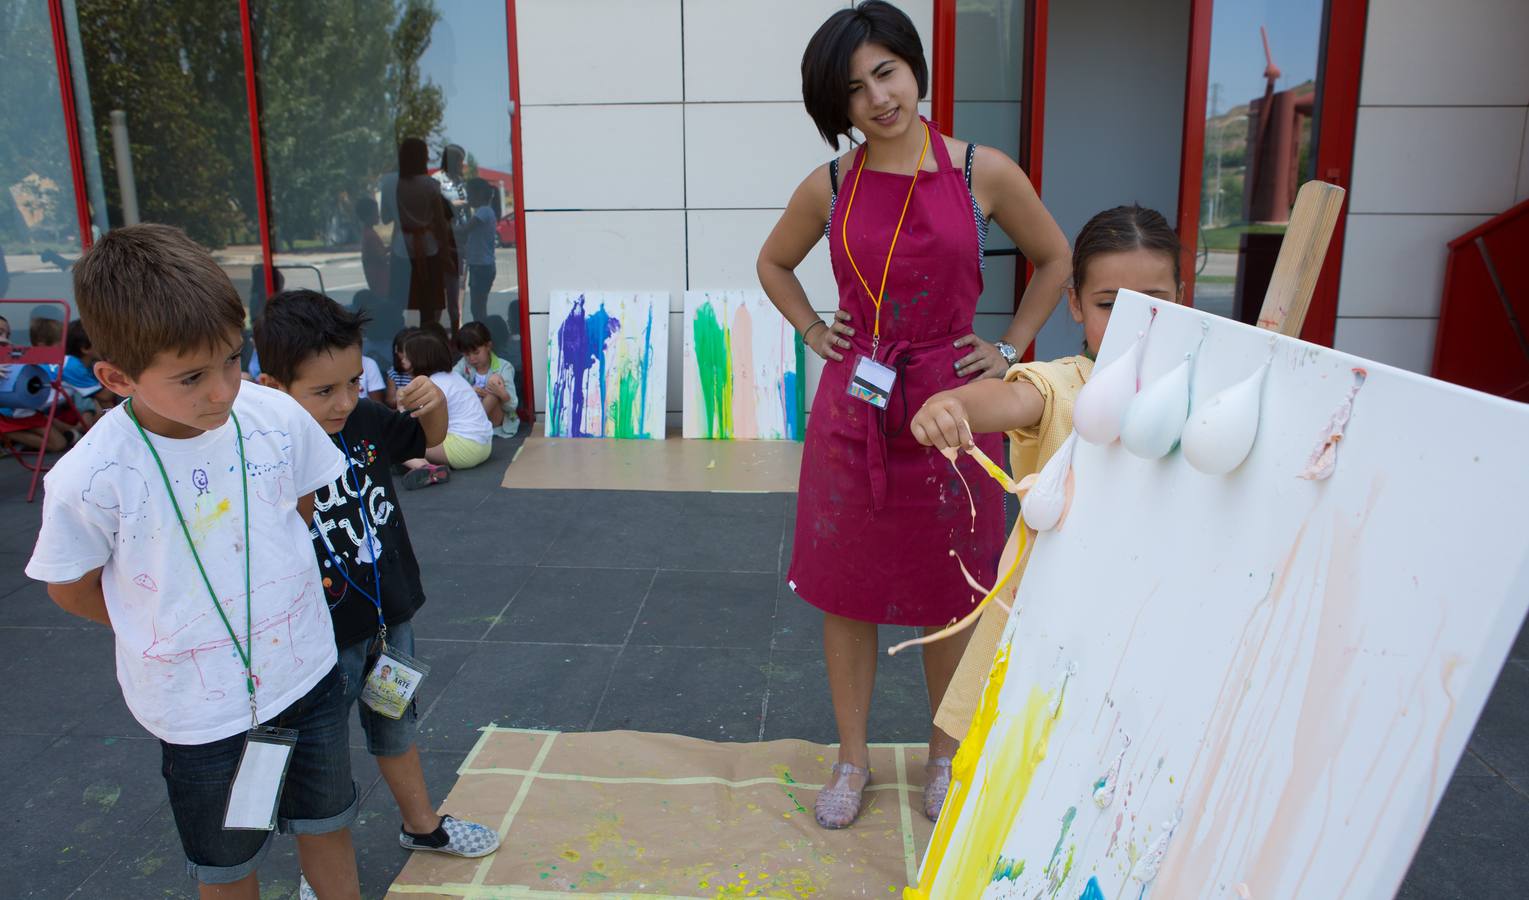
[758,1,1070,829]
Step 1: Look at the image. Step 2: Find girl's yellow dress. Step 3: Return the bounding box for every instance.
[934,355,1093,739]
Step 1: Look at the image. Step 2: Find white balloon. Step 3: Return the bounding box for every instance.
[1022,431,1080,531]
[1120,353,1192,460]
[1074,331,1146,445]
[1182,357,1272,475]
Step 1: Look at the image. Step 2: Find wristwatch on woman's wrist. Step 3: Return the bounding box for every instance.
[995,340,1019,366]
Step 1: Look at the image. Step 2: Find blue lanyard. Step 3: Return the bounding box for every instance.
[316,431,385,634]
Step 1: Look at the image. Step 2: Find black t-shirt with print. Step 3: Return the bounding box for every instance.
[310,399,427,649]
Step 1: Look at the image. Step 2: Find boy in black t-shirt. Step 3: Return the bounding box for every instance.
[254,290,501,865]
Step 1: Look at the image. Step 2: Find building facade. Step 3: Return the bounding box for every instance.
[3,0,1525,422]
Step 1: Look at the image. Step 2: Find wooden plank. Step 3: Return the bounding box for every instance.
[1255,180,1346,335]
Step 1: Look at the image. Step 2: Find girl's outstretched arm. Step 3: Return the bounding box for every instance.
[911,377,1044,451]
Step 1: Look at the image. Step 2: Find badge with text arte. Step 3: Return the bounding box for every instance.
[840,120,929,409]
[359,644,432,720]
[125,399,293,831]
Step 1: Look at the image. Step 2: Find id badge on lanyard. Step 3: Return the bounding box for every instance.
[361,644,431,719]
[126,401,288,831]
[847,354,897,410]
[224,726,297,830]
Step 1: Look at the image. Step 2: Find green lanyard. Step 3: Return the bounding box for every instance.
[125,399,257,727]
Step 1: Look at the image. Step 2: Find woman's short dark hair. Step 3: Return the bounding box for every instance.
[1073,205,1182,289]
[402,331,454,377]
[802,1,928,149]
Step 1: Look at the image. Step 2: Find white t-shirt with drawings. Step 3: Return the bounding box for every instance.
[25,381,346,745]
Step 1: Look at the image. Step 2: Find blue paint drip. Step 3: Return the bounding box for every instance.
[638,303,653,437]
[781,371,801,440]
[1079,876,1107,900]
[585,303,618,436]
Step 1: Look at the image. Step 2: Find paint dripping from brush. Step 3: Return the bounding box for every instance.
[940,445,977,532]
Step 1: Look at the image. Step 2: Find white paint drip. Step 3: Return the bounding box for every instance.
[1299,367,1367,481]
[1048,661,1079,718]
[1134,809,1184,884]
[1093,733,1132,808]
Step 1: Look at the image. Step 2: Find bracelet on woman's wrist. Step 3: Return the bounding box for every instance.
[802,320,827,340]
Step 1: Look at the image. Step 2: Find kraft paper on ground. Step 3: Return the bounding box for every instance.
[500,424,802,493]
[387,727,934,898]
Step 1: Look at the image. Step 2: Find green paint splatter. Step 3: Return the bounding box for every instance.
[1045,806,1077,874]
[692,301,733,439]
[990,857,1025,882]
[778,770,807,814]
[83,783,120,812]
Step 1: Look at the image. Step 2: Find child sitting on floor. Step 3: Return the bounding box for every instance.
[398,329,493,487]
[63,319,113,427]
[907,205,1182,818]
[386,326,421,409]
[452,321,518,438]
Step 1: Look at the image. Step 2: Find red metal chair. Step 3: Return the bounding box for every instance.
[1433,199,1529,402]
[0,299,83,502]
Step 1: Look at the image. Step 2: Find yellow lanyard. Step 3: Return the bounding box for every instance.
[841,122,930,360]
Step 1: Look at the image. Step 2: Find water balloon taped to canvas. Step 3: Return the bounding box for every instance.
[909,290,1529,900]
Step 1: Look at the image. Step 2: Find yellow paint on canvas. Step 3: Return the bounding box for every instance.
[906,649,1060,899]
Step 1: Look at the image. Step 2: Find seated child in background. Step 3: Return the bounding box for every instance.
[399,330,492,487]
[360,351,387,403]
[26,224,362,898]
[0,317,80,451]
[386,326,421,409]
[452,321,518,438]
[907,205,1182,819]
[253,289,501,872]
[463,178,498,324]
[63,319,113,427]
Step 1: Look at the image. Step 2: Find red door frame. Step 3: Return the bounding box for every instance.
[931,0,956,132]
[1175,0,1369,344]
[1175,0,1215,309]
[46,0,92,251]
[239,0,277,299]
[505,0,534,420]
[1300,0,1369,346]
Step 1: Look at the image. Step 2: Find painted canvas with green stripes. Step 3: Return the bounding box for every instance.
[682,290,806,441]
[547,291,669,440]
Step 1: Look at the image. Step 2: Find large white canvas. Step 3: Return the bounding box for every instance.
[914,292,1529,900]
[682,290,805,440]
[545,291,668,440]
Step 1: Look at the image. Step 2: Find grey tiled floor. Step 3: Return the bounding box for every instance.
[2,434,1525,898]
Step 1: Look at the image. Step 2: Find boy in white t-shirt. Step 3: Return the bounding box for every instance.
[25,225,362,899]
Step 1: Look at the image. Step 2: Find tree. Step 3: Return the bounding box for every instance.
[73,0,445,250]
[0,3,78,248]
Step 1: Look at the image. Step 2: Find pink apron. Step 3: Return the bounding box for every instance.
[788,120,1004,627]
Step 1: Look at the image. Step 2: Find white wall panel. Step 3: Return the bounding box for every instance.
[517,0,682,105]
[521,105,685,210]
[686,103,837,209]
[1360,0,1529,107]
[523,211,686,314]
[1349,106,1525,215]
[1333,316,1438,375]
[685,209,838,312]
[1336,214,1489,318]
[683,0,846,102]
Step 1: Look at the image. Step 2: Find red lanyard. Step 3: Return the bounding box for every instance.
[840,122,930,360]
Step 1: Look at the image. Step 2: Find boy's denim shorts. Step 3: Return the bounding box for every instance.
[159,665,357,884]
[337,619,418,757]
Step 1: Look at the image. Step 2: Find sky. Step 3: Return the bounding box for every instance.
[418,0,516,173]
[1205,0,1324,117]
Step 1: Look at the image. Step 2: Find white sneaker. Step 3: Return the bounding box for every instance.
[398,814,500,858]
[298,873,317,900]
